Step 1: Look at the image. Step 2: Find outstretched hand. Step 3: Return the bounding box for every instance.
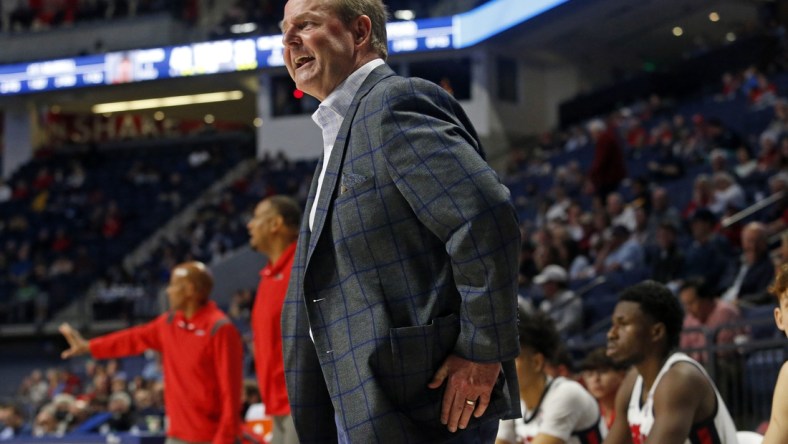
[59,323,90,359]
[427,354,501,433]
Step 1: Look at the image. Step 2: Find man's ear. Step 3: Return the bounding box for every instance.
[270,214,284,233]
[353,14,372,45]
[651,322,666,344]
[776,307,785,332]
[533,351,545,373]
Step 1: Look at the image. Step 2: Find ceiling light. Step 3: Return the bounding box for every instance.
[92,91,243,113]
[672,26,683,37]
[726,32,736,42]
[253,117,263,127]
[709,12,720,22]
[393,10,415,20]
[154,111,165,121]
[204,114,215,124]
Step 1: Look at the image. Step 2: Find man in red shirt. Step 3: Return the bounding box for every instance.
[59,261,243,444]
[246,196,300,444]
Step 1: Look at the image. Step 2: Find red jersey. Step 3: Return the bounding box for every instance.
[251,242,296,416]
[90,301,243,444]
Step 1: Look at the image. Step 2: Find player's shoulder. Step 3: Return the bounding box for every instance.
[657,358,709,397]
[549,377,596,402]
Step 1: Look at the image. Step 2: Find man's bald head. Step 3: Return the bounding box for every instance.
[172,261,214,299]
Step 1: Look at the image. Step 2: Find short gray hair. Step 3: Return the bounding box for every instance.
[329,0,389,60]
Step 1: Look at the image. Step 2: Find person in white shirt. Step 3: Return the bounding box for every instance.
[497,310,605,444]
[604,280,738,444]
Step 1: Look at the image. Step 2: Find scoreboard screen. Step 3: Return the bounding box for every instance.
[0,0,567,97]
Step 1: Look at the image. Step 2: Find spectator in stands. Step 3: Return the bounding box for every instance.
[133,387,164,433]
[718,72,741,100]
[101,201,123,239]
[11,179,30,201]
[627,177,651,213]
[632,205,653,247]
[709,149,729,175]
[763,263,788,443]
[0,403,28,440]
[102,391,134,433]
[733,145,758,182]
[19,369,49,407]
[684,208,731,291]
[679,278,744,405]
[647,221,685,287]
[533,265,582,336]
[58,261,244,444]
[579,347,628,431]
[757,133,781,174]
[587,119,626,202]
[647,136,684,181]
[604,281,738,443]
[595,224,645,275]
[647,187,681,239]
[682,170,711,218]
[32,404,60,437]
[496,310,605,444]
[709,172,746,216]
[246,195,300,444]
[706,117,742,152]
[606,192,636,232]
[749,73,778,108]
[564,125,589,152]
[679,278,742,362]
[721,221,775,304]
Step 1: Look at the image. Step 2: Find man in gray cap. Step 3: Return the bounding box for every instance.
[535,265,582,336]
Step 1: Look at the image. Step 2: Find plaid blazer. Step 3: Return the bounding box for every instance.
[281,64,522,443]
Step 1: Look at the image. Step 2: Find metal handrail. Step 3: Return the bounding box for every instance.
[722,191,785,228]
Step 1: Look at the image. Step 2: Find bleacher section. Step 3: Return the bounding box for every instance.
[0,132,254,324]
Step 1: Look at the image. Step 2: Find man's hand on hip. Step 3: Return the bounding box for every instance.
[427,354,502,433]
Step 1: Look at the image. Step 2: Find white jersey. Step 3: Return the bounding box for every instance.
[627,352,738,444]
[497,376,605,444]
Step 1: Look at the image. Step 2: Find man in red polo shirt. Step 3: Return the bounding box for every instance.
[59,261,243,444]
[246,196,300,444]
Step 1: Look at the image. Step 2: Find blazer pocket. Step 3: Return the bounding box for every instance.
[335,173,374,203]
[388,314,459,425]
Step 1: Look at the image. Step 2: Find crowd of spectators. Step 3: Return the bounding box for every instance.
[89,152,314,322]
[2,0,199,33]
[0,135,254,325]
[507,64,788,342]
[2,0,495,40]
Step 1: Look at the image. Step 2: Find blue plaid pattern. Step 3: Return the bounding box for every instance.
[282,64,522,443]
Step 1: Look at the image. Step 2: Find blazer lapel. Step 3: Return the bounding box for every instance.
[305,64,396,267]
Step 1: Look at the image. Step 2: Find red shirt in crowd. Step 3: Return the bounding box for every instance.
[89,301,243,444]
[251,242,296,417]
